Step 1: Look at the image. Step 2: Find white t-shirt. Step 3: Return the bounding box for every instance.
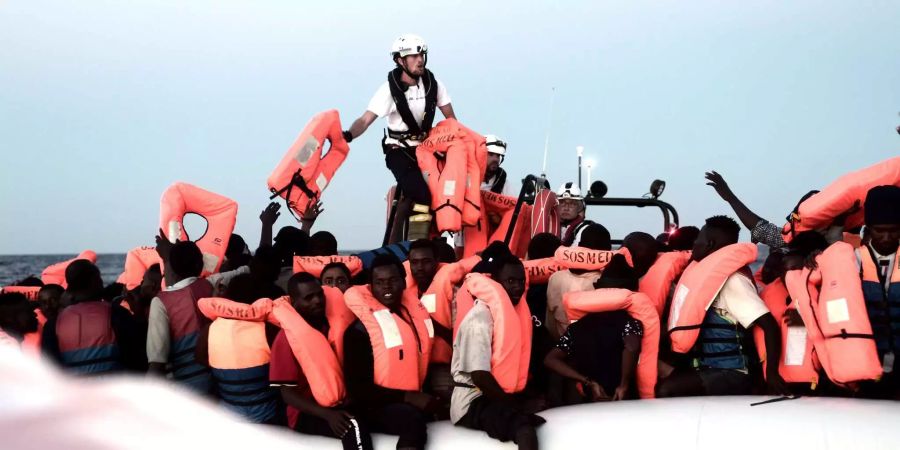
[450,301,493,424]
[367,77,451,141]
[481,173,516,197]
[711,273,770,329]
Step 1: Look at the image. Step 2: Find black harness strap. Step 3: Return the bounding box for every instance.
[387,68,438,136]
[489,168,508,194]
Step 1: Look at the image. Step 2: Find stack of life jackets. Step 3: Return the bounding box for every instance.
[159,182,238,277]
[455,273,531,393]
[344,285,433,390]
[563,288,660,398]
[668,243,760,370]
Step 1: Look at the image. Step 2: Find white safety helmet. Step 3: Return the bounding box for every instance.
[485,135,507,156]
[391,34,428,60]
[556,182,584,201]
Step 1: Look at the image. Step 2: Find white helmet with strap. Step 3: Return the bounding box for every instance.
[391,34,428,60]
[556,182,583,201]
[485,135,507,156]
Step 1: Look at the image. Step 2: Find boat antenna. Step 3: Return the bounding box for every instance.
[540,87,555,179]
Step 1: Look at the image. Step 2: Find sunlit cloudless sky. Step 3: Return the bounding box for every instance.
[1,0,898,254]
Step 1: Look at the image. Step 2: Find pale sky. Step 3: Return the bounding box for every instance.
[1,0,898,254]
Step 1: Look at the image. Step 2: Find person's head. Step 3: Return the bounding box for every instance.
[391,34,427,79]
[864,185,900,256]
[433,238,458,263]
[667,226,700,251]
[594,254,639,291]
[222,233,251,272]
[138,264,163,301]
[169,241,204,279]
[408,239,439,288]
[527,232,562,260]
[490,253,526,305]
[760,251,785,285]
[102,282,126,302]
[14,276,43,287]
[788,230,829,256]
[250,246,282,284]
[64,259,103,303]
[557,182,585,222]
[622,232,659,277]
[287,272,326,322]
[577,223,612,251]
[0,293,39,338]
[37,284,64,319]
[307,231,339,257]
[273,226,308,266]
[369,254,407,309]
[223,273,258,304]
[484,135,507,175]
[691,215,741,262]
[320,262,351,293]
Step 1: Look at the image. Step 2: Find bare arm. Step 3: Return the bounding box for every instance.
[705,171,764,231]
[543,347,591,384]
[751,312,790,395]
[439,103,456,120]
[471,370,515,404]
[258,202,280,249]
[614,334,641,400]
[346,111,378,141]
[280,386,354,437]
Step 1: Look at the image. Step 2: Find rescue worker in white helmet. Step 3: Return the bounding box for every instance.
[343,34,456,240]
[481,135,515,197]
[557,182,596,246]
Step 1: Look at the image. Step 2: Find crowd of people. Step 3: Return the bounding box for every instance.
[1,33,899,450]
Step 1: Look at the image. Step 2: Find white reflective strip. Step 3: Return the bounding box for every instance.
[201,253,219,274]
[424,318,434,338]
[826,298,850,323]
[167,220,181,242]
[443,180,456,196]
[421,294,437,313]
[784,326,807,366]
[315,173,328,191]
[668,284,689,330]
[372,309,403,349]
[295,136,318,167]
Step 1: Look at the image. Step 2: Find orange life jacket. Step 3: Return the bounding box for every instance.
[419,256,480,363]
[782,156,900,243]
[417,119,471,232]
[267,109,351,219]
[456,122,487,227]
[117,246,163,290]
[344,286,433,390]
[563,288,659,399]
[0,286,41,300]
[667,243,758,353]
[553,246,634,271]
[159,182,238,277]
[41,250,97,287]
[755,279,820,386]
[638,251,691,316]
[523,257,565,285]
[463,190,532,258]
[293,255,364,279]
[788,243,882,385]
[403,261,447,291]
[843,232,862,249]
[457,273,531,393]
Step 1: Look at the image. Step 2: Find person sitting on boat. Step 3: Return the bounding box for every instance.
[451,245,545,450]
[557,182,596,246]
[344,34,457,240]
[546,224,612,340]
[544,254,643,403]
[483,135,516,197]
[621,231,661,278]
[656,216,789,397]
[704,171,851,250]
[855,186,900,399]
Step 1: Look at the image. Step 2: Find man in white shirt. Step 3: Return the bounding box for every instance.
[343,34,456,240]
[656,215,789,397]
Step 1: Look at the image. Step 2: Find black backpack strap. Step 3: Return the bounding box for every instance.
[420,69,438,133]
[387,68,423,136]
[490,168,507,194]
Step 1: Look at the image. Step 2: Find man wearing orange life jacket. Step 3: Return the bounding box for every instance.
[656,216,789,397]
[546,224,612,340]
[344,34,457,240]
[855,186,900,398]
[42,260,143,375]
[544,254,644,404]
[269,273,374,449]
[0,292,40,351]
[343,254,437,450]
[148,236,248,393]
[451,246,544,450]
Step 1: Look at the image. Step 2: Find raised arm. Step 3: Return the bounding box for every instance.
[705,171,764,231]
